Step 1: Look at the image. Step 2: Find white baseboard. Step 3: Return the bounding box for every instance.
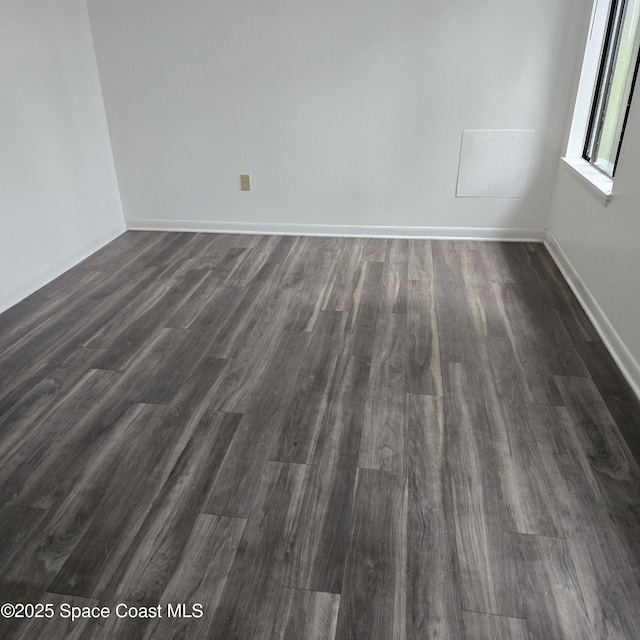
[544,231,640,401]
[125,218,545,242]
[0,221,126,314]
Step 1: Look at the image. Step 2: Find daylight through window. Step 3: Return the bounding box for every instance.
[583,0,640,177]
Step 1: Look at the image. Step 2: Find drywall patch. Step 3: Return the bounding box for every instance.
[456,130,534,198]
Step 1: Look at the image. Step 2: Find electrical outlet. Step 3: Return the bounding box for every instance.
[240,174,251,191]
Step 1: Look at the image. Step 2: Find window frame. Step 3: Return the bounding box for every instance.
[562,0,640,203]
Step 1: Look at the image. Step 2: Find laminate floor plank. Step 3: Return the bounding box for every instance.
[0,270,109,357]
[323,241,365,312]
[530,404,640,639]
[186,282,249,332]
[513,533,595,640]
[92,271,210,371]
[2,233,640,639]
[528,247,601,343]
[465,282,505,337]
[385,238,410,264]
[575,340,640,467]
[514,334,589,377]
[359,313,407,473]
[0,347,107,448]
[462,610,530,640]
[0,266,158,374]
[123,327,220,405]
[206,262,284,358]
[141,514,246,640]
[78,230,168,273]
[491,282,564,405]
[406,280,442,396]
[207,246,248,282]
[216,286,296,367]
[0,368,121,506]
[201,331,310,518]
[407,239,433,281]
[285,354,371,594]
[272,311,346,464]
[269,235,300,263]
[361,237,387,262]
[0,404,150,604]
[473,335,526,401]
[350,261,384,358]
[406,394,464,639]
[445,395,522,618]
[284,248,339,332]
[493,281,574,347]
[209,341,282,414]
[206,462,308,640]
[0,360,53,418]
[431,239,458,264]
[13,593,100,640]
[82,275,178,348]
[224,235,281,287]
[478,241,540,284]
[49,403,200,599]
[433,268,475,363]
[443,361,483,399]
[272,589,340,640]
[0,506,48,576]
[84,412,242,639]
[555,376,640,567]
[480,390,562,537]
[140,233,197,270]
[379,261,408,315]
[163,271,223,329]
[334,468,406,640]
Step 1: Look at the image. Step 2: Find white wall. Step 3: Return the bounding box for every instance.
[0,0,125,312]
[547,81,640,396]
[87,0,587,237]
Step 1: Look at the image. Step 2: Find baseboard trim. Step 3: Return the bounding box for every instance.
[0,221,126,314]
[125,218,545,242]
[544,231,640,401]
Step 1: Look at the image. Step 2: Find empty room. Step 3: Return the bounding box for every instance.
[2,0,640,638]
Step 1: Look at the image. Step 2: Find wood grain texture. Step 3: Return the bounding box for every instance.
[99,412,242,609]
[334,468,407,640]
[272,311,346,464]
[2,232,640,639]
[0,506,47,576]
[350,260,384,357]
[513,532,595,640]
[575,340,640,468]
[285,354,371,594]
[434,264,475,363]
[142,515,246,640]
[49,403,198,598]
[207,462,308,640]
[462,610,530,640]
[406,394,464,638]
[272,589,340,640]
[406,280,442,396]
[201,331,310,518]
[0,368,121,506]
[13,593,100,640]
[445,394,522,618]
[531,404,640,639]
[359,313,407,473]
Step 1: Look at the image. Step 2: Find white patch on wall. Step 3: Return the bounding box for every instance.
[456,130,535,198]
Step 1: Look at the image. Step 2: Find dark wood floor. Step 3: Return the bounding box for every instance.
[1,232,640,639]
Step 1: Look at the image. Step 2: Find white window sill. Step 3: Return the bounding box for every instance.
[561,157,613,206]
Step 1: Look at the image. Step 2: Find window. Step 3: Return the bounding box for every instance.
[584,0,640,178]
[563,0,640,202]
